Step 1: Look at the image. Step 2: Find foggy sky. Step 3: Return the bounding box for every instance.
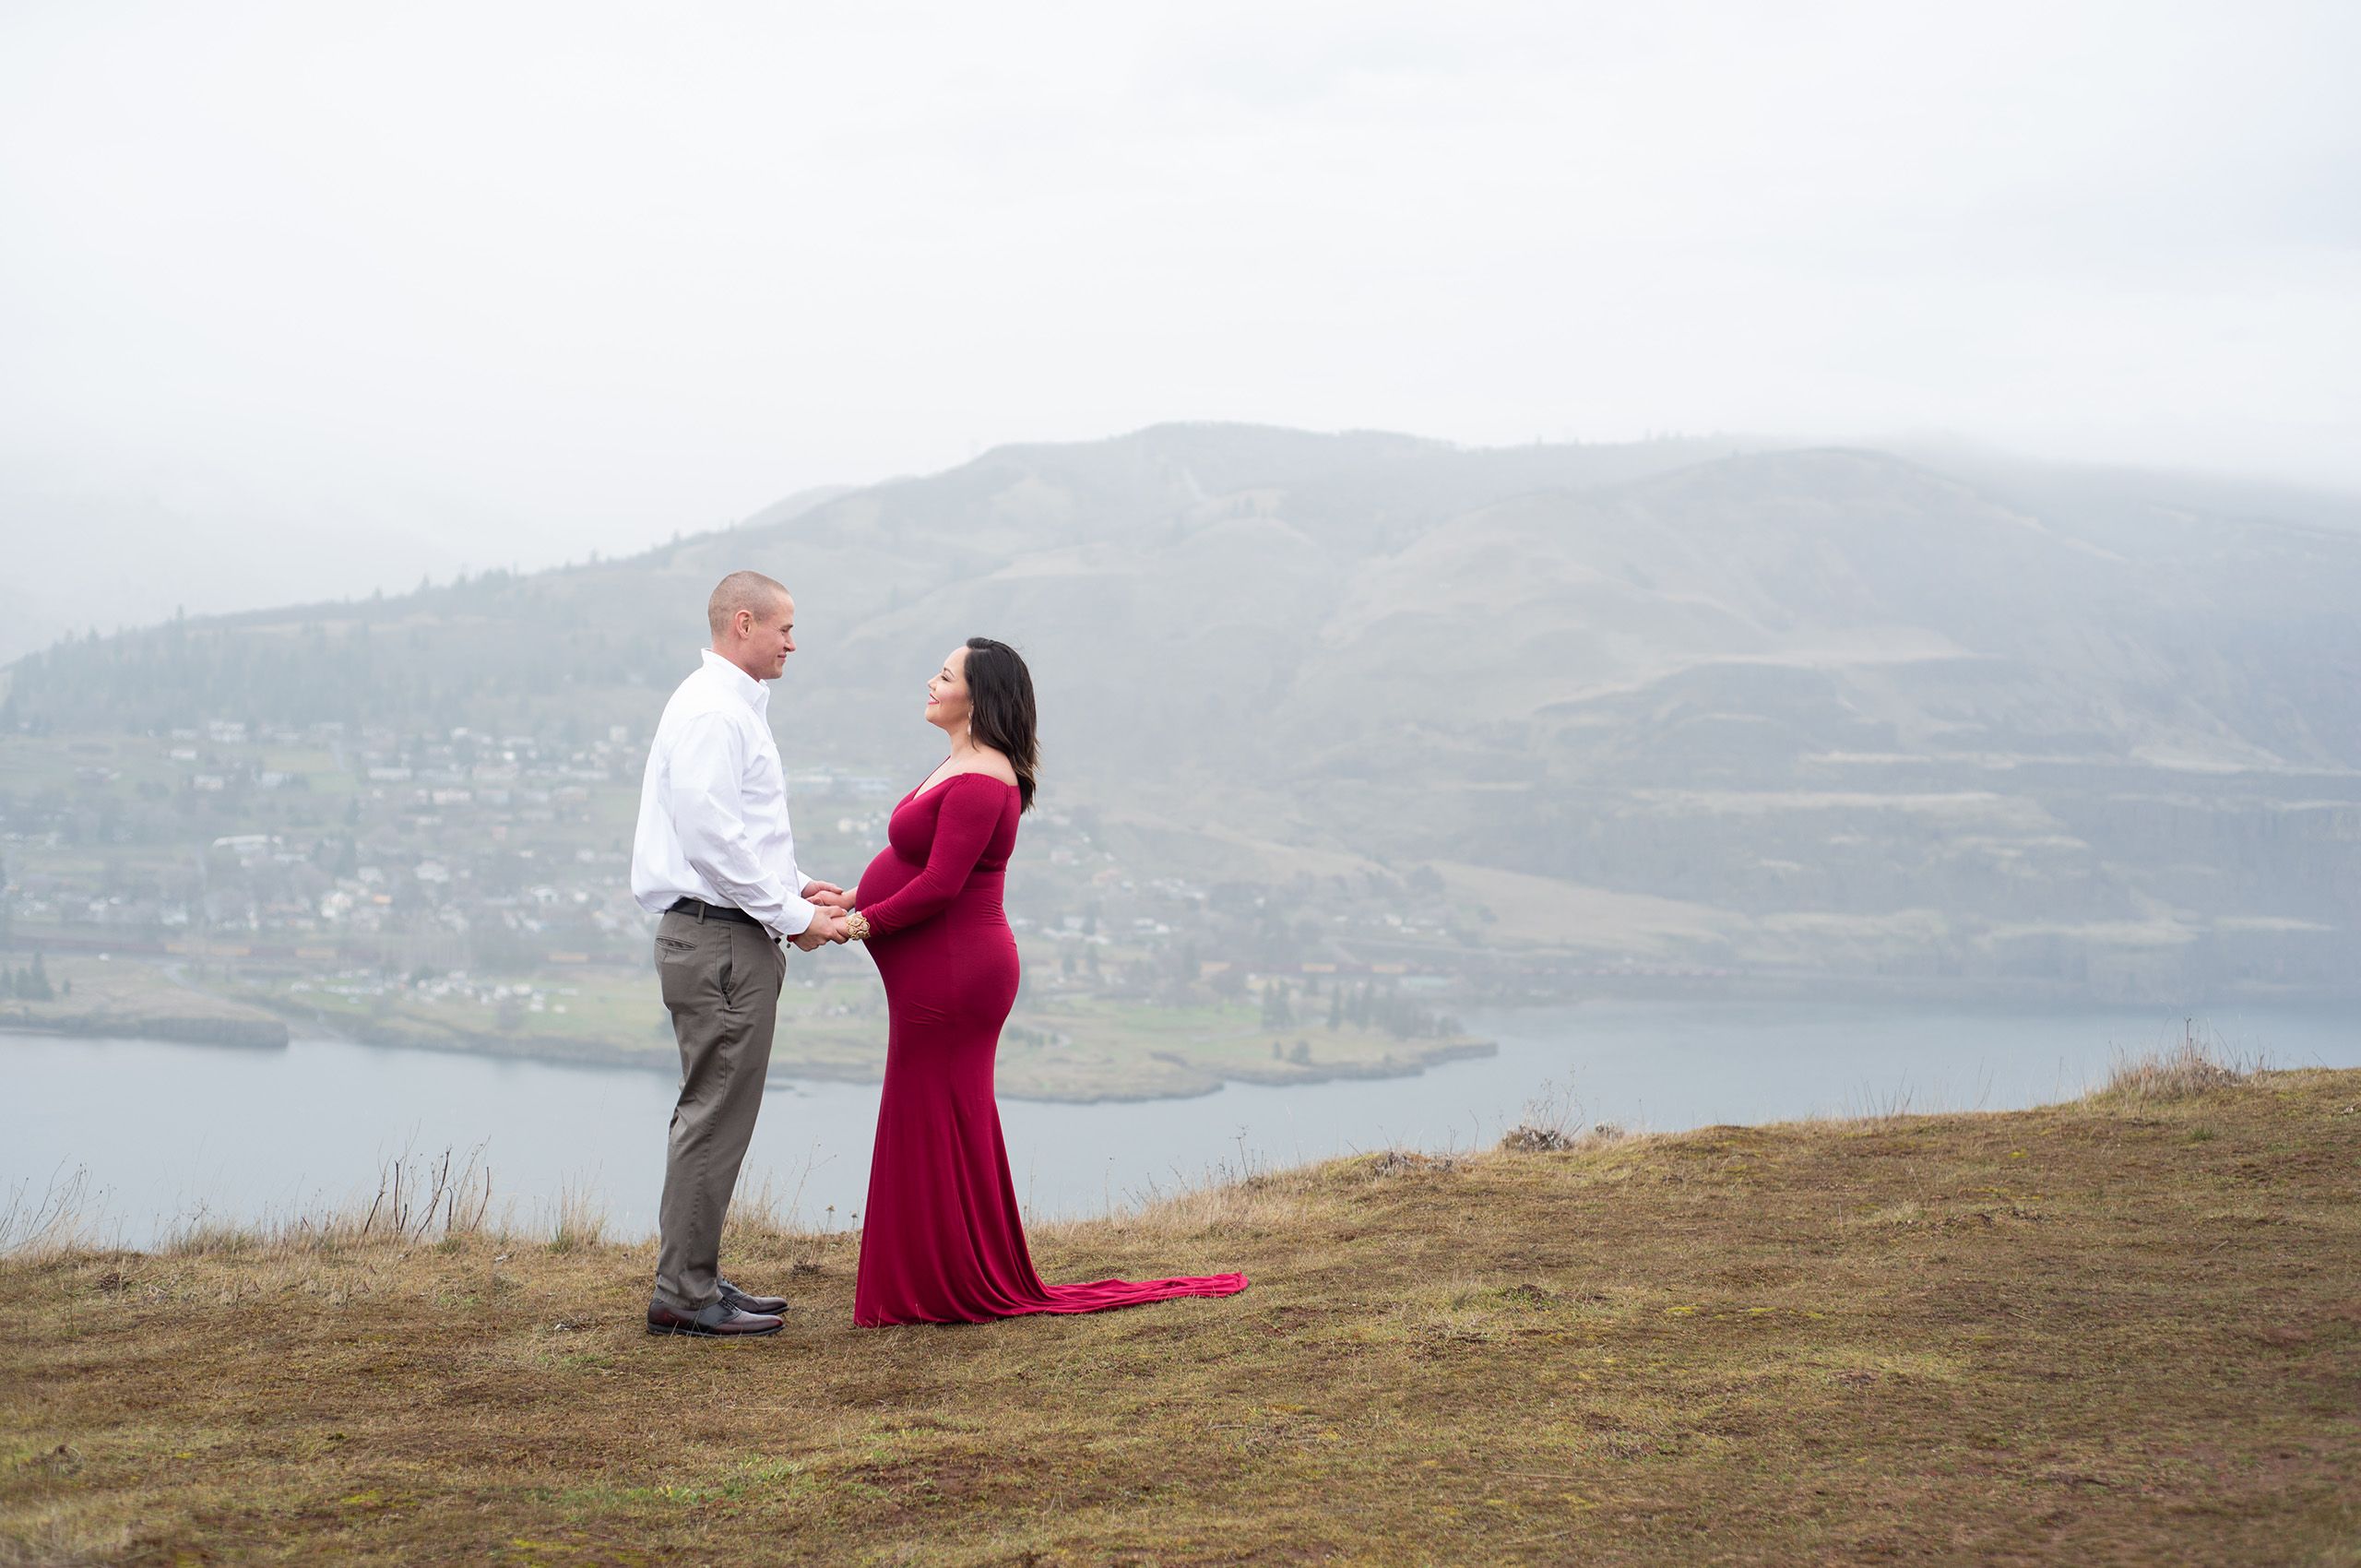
[4,1,2357,603]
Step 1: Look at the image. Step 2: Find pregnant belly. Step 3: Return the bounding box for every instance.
[855,846,919,910]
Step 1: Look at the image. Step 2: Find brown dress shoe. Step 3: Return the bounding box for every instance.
[647,1299,784,1337]
[718,1277,789,1315]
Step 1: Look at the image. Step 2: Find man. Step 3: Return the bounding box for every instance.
[630,570,851,1337]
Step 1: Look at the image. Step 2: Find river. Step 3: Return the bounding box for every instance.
[5,999,2355,1250]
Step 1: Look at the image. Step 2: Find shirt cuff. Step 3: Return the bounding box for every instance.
[770,897,816,940]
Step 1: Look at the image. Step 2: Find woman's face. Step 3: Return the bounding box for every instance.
[926,647,972,736]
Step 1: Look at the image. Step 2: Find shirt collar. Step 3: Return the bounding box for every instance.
[699,648,771,717]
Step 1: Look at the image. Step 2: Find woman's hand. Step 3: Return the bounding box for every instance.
[801,880,856,910]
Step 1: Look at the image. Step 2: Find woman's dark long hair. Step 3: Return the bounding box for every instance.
[963,636,1039,813]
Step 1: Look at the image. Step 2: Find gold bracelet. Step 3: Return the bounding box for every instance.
[845,909,872,942]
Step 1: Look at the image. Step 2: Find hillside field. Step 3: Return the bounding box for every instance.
[2,1063,2355,1565]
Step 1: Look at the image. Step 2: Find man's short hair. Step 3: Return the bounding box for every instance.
[707,571,790,638]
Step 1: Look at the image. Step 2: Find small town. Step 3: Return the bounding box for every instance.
[0,717,1490,1099]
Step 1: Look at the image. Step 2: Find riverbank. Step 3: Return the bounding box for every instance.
[226,962,1498,1104]
[0,956,288,1050]
[3,951,1495,1102]
[222,1011,1499,1105]
[4,1059,2353,1564]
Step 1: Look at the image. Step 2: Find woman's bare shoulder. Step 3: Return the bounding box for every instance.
[923,752,1018,795]
[964,748,1020,788]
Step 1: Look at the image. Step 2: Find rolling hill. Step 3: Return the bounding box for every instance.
[7,424,2358,996]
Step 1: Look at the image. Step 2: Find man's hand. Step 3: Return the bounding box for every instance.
[801,880,856,911]
[793,909,851,950]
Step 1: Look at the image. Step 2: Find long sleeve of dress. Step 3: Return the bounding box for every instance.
[857,778,1003,939]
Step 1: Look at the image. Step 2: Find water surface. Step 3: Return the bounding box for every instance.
[5,1000,2353,1249]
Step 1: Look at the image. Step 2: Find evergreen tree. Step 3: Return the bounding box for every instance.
[1327,988,1342,1031]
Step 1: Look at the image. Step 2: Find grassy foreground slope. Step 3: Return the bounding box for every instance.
[3,1068,2356,1566]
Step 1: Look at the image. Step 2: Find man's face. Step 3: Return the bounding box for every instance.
[735,592,796,679]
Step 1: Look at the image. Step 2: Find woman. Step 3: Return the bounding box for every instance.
[842,636,1247,1326]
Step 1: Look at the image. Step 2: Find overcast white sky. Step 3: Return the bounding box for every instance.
[4,0,2357,599]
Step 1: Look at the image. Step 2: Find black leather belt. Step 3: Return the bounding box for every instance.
[668,897,761,927]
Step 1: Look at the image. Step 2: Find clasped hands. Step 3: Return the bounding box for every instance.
[791,880,858,951]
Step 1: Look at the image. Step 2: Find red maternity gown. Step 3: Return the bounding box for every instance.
[849,771,1248,1326]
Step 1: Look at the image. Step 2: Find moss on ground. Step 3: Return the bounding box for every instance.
[2,1068,2355,1565]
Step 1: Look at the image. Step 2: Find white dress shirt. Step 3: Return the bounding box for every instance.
[630,649,819,939]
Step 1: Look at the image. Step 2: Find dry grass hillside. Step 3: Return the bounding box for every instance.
[3,1056,2356,1566]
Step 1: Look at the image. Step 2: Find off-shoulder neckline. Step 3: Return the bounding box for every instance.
[908,769,1019,803]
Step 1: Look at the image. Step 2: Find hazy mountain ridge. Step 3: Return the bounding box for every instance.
[8,424,2358,995]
